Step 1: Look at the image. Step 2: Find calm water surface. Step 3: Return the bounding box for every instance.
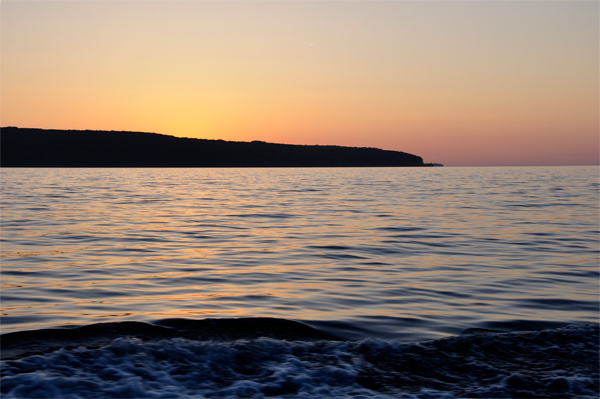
[1,166,598,341]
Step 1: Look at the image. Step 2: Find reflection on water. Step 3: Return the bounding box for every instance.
[1,166,598,341]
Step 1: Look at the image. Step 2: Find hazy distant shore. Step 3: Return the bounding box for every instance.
[1,127,438,168]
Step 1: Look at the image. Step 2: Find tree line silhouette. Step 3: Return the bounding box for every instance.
[1,127,432,167]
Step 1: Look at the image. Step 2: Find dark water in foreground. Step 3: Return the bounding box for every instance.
[1,320,598,398]
[1,166,598,398]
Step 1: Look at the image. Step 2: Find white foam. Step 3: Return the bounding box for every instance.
[1,324,598,399]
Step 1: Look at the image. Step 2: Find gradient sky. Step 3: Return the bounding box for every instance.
[2,1,598,166]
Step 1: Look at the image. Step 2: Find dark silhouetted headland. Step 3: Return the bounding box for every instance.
[1,127,438,167]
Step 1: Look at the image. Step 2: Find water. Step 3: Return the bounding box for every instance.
[2,166,597,339]
[1,166,598,398]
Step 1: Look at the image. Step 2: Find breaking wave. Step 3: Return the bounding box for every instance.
[1,319,598,398]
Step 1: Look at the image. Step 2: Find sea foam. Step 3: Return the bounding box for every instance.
[1,322,597,398]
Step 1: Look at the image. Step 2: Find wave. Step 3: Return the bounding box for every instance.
[1,318,598,398]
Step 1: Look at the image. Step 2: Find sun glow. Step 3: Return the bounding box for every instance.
[1,1,597,165]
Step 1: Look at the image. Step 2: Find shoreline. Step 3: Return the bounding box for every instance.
[2,318,598,398]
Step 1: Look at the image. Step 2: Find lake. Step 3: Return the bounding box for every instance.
[1,166,598,398]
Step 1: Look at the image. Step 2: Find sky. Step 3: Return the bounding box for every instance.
[1,1,598,166]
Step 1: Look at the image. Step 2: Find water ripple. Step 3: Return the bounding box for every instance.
[1,166,598,341]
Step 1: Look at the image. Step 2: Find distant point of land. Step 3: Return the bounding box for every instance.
[1,127,438,167]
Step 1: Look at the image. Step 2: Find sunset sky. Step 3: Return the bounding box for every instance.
[1,1,598,166]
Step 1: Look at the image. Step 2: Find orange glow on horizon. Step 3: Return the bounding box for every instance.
[1,1,597,166]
